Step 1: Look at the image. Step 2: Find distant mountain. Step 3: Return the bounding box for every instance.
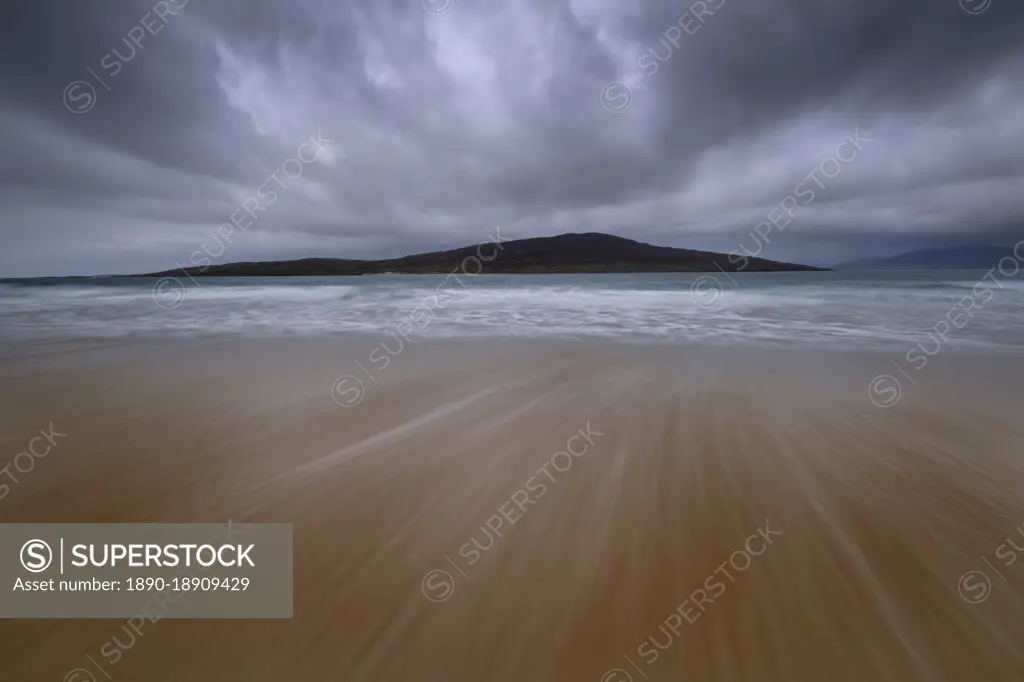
[835,245,1014,271]
[133,232,827,277]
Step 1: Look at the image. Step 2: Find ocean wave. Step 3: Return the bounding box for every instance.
[1,274,1022,351]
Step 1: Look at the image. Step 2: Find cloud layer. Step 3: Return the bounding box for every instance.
[1,0,1023,275]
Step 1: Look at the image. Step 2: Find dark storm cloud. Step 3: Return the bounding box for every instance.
[0,0,1022,275]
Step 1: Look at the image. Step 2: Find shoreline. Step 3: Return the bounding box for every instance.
[4,330,1024,361]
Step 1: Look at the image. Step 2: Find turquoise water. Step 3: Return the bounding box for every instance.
[1,271,1022,350]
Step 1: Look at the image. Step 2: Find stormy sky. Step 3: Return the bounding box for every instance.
[1,0,1022,276]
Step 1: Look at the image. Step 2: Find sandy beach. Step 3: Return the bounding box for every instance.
[0,337,1022,681]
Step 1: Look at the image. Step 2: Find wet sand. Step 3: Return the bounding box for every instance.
[1,337,1023,681]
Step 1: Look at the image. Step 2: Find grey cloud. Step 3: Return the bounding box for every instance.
[0,0,1022,276]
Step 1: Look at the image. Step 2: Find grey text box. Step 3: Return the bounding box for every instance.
[1,523,292,618]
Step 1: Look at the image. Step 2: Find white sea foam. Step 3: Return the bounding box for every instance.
[1,272,1022,350]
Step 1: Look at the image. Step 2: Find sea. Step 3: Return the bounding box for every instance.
[0,271,1022,351]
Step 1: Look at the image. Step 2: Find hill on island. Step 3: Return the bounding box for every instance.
[137,232,827,277]
[835,245,1012,270]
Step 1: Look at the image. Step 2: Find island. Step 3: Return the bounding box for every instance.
[134,232,827,277]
